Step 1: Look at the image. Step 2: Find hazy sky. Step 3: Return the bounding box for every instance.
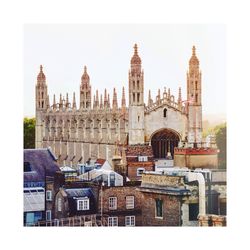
[24,24,226,117]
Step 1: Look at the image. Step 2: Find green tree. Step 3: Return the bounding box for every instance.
[24,117,36,149]
[215,123,227,169]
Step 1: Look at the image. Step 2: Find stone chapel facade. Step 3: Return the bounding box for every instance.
[35,44,203,166]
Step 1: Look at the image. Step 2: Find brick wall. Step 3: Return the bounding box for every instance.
[141,192,181,226]
[99,185,142,226]
[127,163,154,181]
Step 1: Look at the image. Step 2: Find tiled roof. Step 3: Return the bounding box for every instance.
[95,158,106,166]
[24,148,61,182]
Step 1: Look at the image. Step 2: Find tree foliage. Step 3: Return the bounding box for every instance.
[24,117,36,149]
[214,123,227,169]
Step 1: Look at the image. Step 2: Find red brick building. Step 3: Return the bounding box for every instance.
[138,172,191,226]
[126,145,154,181]
[98,183,142,226]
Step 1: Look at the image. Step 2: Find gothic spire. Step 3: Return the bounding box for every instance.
[100,94,103,109]
[96,90,100,108]
[121,86,126,107]
[81,65,90,85]
[130,43,141,65]
[107,93,110,108]
[189,45,199,66]
[104,88,108,108]
[72,92,76,110]
[93,94,96,109]
[53,94,56,110]
[178,87,182,103]
[148,89,153,106]
[59,93,63,110]
[37,64,46,85]
[112,88,118,110]
[66,93,69,109]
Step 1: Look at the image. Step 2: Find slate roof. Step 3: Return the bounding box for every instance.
[24,148,61,182]
[64,188,94,198]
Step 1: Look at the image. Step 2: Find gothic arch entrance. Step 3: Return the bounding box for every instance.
[151,129,180,159]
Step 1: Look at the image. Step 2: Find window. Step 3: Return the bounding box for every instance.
[137,168,145,176]
[189,203,199,221]
[46,210,51,221]
[58,198,62,212]
[137,81,139,90]
[138,116,140,122]
[163,108,167,118]
[133,81,135,89]
[77,198,89,211]
[109,197,117,210]
[133,93,135,102]
[138,156,148,162]
[137,93,140,102]
[46,190,52,201]
[108,217,118,226]
[126,196,134,209]
[195,81,198,90]
[24,162,32,172]
[155,199,163,218]
[125,216,135,226]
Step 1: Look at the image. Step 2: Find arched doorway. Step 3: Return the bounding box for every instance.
[151,129,180,159]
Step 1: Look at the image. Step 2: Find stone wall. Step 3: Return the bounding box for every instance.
[144,104,187,142]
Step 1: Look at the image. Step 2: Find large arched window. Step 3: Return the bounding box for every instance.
[163,108,167,118]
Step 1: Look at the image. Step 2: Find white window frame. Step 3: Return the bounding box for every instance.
[77,198,89,211]
[108,217,118,226]
[138,156,148,162]
[126,196,135,209]
[46,210,52,221]
[58,197,62,212]
[46,190,52,201]
[137,168,145,176]
[125,216,135,226]
[109,197,117,210]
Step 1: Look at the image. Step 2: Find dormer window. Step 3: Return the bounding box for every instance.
[77,198,89,210]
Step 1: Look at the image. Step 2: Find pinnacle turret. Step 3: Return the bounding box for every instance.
[112,88,118,110]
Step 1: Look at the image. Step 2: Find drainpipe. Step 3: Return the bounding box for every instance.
[186,172,206,215]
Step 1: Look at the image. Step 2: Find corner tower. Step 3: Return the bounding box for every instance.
[35,65,48,148]
[187,46,202,147]
[128,44,145,145]
[80,66,91,109]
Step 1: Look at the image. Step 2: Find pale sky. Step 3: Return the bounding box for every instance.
[24,24,226,118]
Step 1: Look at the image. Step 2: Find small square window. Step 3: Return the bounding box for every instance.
[137,168,145,176]
[108,217,118,226]
[125,216,135,226]
[77,198,89,211]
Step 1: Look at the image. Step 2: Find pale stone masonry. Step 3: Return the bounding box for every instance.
[35,44,203,166]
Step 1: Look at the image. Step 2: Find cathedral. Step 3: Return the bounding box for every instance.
[35,44,203,166]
